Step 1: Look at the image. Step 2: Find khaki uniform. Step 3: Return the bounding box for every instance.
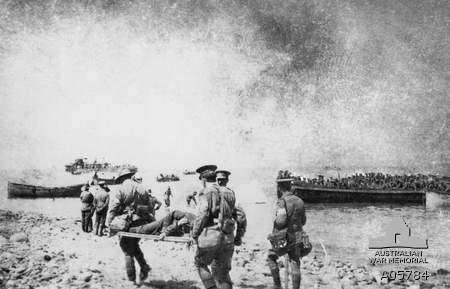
[107,179,152,282]
[93,186,109,236]
[192,183,246,289]
[80,189,94,232]
[267,191,306,289]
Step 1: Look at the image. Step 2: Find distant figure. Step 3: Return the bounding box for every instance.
[163,186,172,208]
[186,191,197,207]
[91,171,99,185]
[93,181,110,236]
[80,184,94,233]
[148,189,162,218]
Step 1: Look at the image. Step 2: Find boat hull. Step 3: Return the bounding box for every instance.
[292,186,426,204]
[8,182,84,199]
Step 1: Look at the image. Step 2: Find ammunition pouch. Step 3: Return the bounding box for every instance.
[267,228,288,251]
[297,231,312,257]
[197,225,234,249]
[221,218,236,235]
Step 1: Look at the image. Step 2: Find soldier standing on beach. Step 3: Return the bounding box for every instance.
[192,165,246,289]
[163,186,172,208]
[148,189,162,218]
[93,180,109,236]
[216,170,247,247]
[107,170,152,285]
[267,177,307,289]
[80,183,94,232]
[186,191,198,207]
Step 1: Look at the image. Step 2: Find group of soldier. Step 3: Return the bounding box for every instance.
[79,180,111,236]
[79,166,308,289]
[288,171,449,192]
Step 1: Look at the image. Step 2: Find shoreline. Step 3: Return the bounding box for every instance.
[1,209,449,289]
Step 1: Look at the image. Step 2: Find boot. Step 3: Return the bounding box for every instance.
[292,273,301,289]
[139,264,151,282]
[198,266,217,289]
[269,268,282,289]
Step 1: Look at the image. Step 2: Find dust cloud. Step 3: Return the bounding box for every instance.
[0,0,448,173]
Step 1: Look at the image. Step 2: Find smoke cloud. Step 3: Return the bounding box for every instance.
[0,0,448,172]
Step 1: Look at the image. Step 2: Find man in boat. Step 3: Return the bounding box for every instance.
[107,170,152,285]
[267,176,307,289]
[129,210,196,237]
[80,183,94,233]
[192,165,246,289]
[186,191,198,207]
[93,180,110,236]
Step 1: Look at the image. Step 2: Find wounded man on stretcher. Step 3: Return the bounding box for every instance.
[128,210,196,240]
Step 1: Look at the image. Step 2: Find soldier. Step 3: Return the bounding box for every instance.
[267,177,307,289]
[163,186,172,208]
[216,170,247,247]
[130,210,196,237]
[147,189,162,218]
[93,180,110,236]
[107,170,152,285]
[186,191,198,207]
[192,165,246,289]
[80,183,94,232]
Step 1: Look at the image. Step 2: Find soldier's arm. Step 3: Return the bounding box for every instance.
[301,205,307,226]
[233,204,247,240]
[93,196,98,208]
[273,198,288,230]
[106,191,124,226]
[191,192,211,239]
[154,197,162,210]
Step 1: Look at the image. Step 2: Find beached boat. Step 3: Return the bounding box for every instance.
[292,185,426,204]
[7,181,84,198]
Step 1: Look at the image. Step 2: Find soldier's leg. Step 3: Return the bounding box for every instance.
[129,220,161,235]
[266,249,282,289]
[132,238,151,281]
[119,237,137,281]
[211,244,234,289]
[288,246,302,289]
[195,247,217,289]
[99,211,107,236]
[87,210,93,232]
[94,212,100,235]
[81,211,86,232]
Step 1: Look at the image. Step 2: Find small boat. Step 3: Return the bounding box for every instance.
[7,181,84,198]
[292,185,426,204]
[92,172,117,186]
[156,175,180,182]
[183,170,196,175]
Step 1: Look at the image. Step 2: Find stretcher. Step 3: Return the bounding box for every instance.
[117,231,192,243]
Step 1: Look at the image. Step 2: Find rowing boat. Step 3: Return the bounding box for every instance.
[7,181,84,198]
